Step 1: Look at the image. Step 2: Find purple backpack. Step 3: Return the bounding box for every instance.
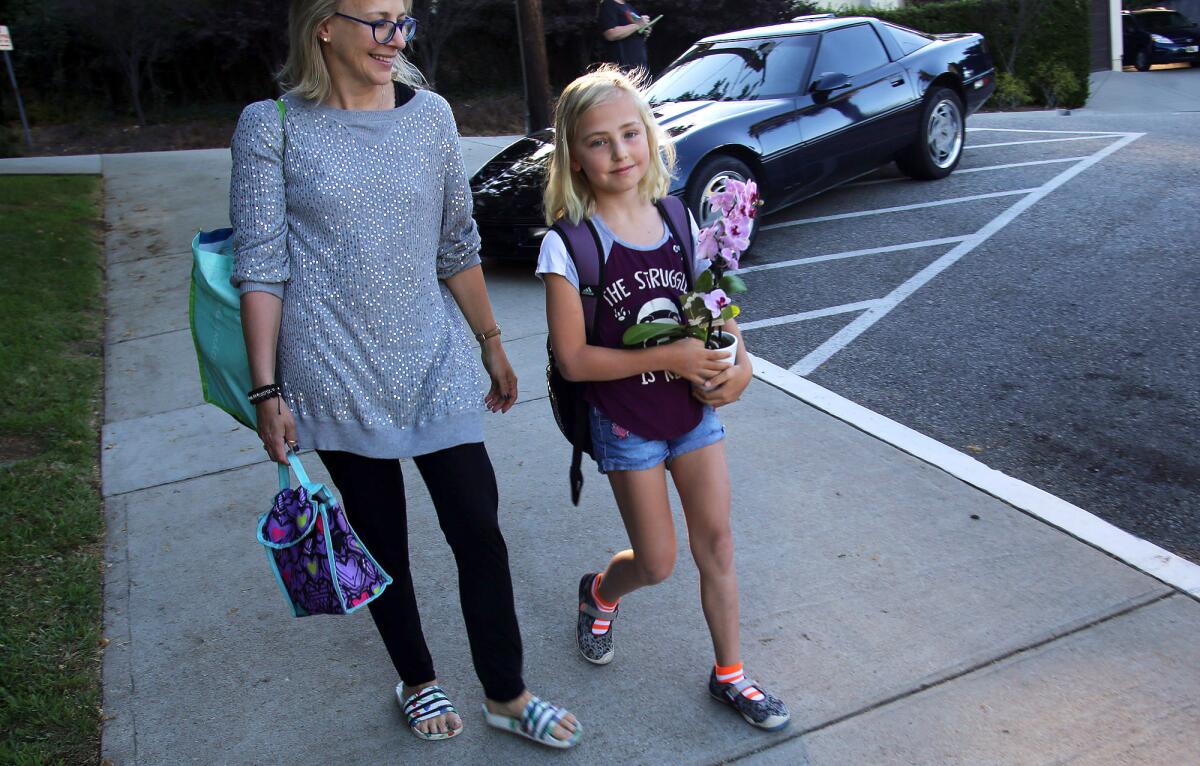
[257,454,391,616]
[545,195,695,505]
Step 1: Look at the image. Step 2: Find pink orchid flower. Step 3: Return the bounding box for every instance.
[718,248,740,271]
[703,288,731,315]
[697,222,721,260]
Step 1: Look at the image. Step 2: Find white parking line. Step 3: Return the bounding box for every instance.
[955,157,1093,173]
[967,135,1123,149]
[738,300,880,331]
[844,157,1091,189]
[736,236,969,275]
[750,355,1200,599]
[787,133,1144,375]
[967,127,1139,135]
[761,189,1037,230]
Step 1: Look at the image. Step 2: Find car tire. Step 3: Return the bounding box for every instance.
[685,155,760,255]
[896,86,964,181]
[1135,47,1152,72]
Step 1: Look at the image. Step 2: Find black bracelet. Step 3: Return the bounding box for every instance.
[248,383,281,405]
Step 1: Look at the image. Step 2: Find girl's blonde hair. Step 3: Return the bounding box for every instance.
[277,0,426,103]
[544,65,676,226]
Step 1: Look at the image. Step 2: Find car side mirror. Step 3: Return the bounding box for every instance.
[812,72,853,94]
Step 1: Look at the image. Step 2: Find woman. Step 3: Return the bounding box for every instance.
[230,0,580,749]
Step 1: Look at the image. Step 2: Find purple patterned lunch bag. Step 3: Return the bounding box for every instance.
[257,454,391,616]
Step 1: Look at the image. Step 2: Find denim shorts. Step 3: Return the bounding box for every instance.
[588,405,725,474]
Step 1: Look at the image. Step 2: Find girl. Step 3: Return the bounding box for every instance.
[536,67,790,731]
[231,0,579,748]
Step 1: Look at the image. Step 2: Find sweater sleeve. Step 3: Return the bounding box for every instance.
[230,100,289,298]
[432,97,483,280]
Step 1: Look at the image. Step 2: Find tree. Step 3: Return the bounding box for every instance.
[62,0,183,123]
[989,0,1050,75]
[410,0,509,88]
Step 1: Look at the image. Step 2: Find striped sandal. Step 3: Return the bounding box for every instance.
[482,695,582,749]
[397,683,462,741]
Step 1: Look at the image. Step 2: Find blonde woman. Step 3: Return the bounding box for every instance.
[230,0,580,749]
[537,67,789,731]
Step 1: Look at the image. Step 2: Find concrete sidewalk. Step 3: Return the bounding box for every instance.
[44,140,1200,764]
[1086,65,1200,113]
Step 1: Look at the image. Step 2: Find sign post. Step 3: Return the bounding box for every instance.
[0,25,33,149]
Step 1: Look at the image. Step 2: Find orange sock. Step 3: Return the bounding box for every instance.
[589,573,618,636]
[715,661,764,701]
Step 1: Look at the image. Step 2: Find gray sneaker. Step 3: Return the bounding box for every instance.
[708,670,790,731]
[576,573,617,665]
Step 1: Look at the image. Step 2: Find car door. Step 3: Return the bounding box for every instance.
[790,23,915,202]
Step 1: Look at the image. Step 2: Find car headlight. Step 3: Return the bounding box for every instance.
[1151,33,1173,44]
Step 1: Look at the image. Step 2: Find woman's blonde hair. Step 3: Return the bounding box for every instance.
[277,0,426,102]
[543,65,676,226]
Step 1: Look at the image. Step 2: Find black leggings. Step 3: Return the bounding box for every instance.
[317,443,525,702]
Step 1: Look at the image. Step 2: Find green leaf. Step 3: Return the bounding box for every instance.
[720,305,740,321]
[695,269,715,292]
[719,274,747,295]
[622,322,685,347]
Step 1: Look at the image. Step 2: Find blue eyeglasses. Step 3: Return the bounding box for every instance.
[333,12,419,44]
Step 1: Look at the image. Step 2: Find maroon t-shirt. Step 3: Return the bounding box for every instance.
[587,235,704,441]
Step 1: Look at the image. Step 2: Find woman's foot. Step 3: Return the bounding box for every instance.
[484,689,580,746]
[397,680,463,740]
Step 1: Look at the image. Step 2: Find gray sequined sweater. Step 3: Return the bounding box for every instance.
[229,90,485,458]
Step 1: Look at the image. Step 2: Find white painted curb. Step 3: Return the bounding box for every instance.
[750,353,1200,599]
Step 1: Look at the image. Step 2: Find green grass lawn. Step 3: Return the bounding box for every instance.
[0,175,105,765]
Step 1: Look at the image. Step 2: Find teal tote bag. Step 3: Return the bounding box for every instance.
[189,228,256,429]
[188,100,286,430]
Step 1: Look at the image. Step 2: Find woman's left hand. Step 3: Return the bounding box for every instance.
[481,338,518,413]
[691,358,752,407]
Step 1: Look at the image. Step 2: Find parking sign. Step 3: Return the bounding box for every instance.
[0,26,12,51]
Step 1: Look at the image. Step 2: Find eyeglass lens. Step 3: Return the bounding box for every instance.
[371,18,417,44]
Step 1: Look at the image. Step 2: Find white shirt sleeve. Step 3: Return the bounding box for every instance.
[688,210,713,278]
[534,229,581,290]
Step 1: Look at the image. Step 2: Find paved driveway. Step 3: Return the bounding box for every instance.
[738,108,1200,562]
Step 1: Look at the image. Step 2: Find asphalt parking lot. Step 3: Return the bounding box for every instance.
[737,107,1200,563]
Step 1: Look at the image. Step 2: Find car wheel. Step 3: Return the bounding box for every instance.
[685,154,760,253]
[896,86,964,181]
[1135,47,1152,72]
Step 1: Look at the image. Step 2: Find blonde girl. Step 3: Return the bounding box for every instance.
[536,66,789,731]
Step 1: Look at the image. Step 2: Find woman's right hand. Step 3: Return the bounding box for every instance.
[664,337,731,387]
[256,396,298,465]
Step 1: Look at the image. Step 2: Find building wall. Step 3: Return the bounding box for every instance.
[1091,0,1112,70]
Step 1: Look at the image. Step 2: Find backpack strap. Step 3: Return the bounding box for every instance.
[275,98,287,152]
[656,195,695,290]
[549,216,607,341]
[548,215,607,506]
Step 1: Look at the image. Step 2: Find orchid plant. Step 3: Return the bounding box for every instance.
[622,179,759,349]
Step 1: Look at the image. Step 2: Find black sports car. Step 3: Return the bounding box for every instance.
[470,14,995,258]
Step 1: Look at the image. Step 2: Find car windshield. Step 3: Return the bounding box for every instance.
[1138,11,1191,30]
[647,35,818,105]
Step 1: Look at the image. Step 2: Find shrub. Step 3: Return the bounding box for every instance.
[824,0,1090,110]
[1033,61,1084,108]
[993,71,1034,108]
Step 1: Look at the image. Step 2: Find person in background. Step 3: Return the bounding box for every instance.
[597,0,652,73]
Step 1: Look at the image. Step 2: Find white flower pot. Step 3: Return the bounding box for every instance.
[709,331,739,366]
